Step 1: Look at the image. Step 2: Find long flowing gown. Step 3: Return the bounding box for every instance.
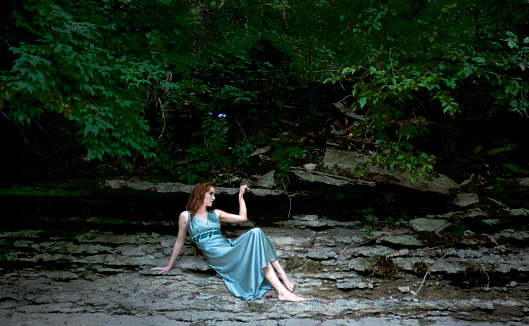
[187,210,278,301]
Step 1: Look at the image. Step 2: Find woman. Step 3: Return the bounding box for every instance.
[152,183,306,302]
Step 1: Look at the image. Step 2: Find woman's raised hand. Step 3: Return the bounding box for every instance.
[151,266,171,275]
[239,185,250,197]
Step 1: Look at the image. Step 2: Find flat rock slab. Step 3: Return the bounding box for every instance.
[1,272,528,324]
[282,215,362,230]
[291,170,376,189]
[322,149,460,195]
[5,314,527,326]
[409,218,451,233]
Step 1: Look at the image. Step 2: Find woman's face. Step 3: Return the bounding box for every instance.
[203,187,215,207]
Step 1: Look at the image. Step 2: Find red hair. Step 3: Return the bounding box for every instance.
[186,182,214,220]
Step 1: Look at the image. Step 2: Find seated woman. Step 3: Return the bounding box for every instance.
[152,183,306,302]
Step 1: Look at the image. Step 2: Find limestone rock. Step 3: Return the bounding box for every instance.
[509,208,529,217]
[501,177,529,187]
[378,235,422,247]
[410,218,451,233]
[474,301,494,311]
[343,246,397,258]
[102,179,158,191]
[459,234,496,247]
[43,271,80,282]
[101,180,283,196]
[291,169,375,189]
[479,219,504,227]
[336,280,372,290]
[455,249,483,259]
[255,170,276,189]
[496,229,529,243]
[323,149,370,171]
[307,247,338,260]
[283,215,361,230]
[399,286,410,293]
[323,149,459,195]
[303,163,317,171]
[453,193,479,208]
[483,197,506,208]
[457,208,488,219]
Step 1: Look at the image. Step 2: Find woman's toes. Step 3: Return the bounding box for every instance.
[278,292,306,302]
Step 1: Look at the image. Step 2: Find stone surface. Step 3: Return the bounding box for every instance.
[323,149,371,170]
[1,181,529,325]
[335,280,373,290]
[409,218,451,233]
[283,215,361,230]
[509,208,529,217]
[474,301,494,311]
[1,222,529,324]
[453,193,479,208]
[291,169,375,188]
[502,177,529,187]
[102,180,285,196]
[457,208,488,219]
[303,163,317,171]
[399,286,410,293]
[377,235,422,247]
[323,149,460,195]
[256,170,276,189]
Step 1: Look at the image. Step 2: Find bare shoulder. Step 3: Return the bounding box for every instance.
[178,211,189,223]
[213,209,226,217]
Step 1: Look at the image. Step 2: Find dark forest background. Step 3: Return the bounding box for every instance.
[1,0,528,192]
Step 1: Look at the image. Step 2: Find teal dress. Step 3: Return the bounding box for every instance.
[187,210,278,301]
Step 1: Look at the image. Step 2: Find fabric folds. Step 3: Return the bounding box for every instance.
[187,210,278,301]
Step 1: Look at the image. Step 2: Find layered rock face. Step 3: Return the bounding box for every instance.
[1,181,528,325]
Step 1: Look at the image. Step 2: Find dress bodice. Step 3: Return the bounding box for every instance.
[187,210,221,241]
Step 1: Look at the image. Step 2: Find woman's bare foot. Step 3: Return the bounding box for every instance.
[278,291,306,302]
[277,272,294,292]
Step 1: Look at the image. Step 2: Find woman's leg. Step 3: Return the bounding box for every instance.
[270,260,294,292]
[263,263,306,302]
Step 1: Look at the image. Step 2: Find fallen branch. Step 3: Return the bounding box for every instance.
[414,250,453,298]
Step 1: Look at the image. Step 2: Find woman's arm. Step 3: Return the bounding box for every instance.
[151,211,188,274]
[217,185,249,223]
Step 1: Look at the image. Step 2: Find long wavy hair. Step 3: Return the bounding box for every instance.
[186,182,214,220]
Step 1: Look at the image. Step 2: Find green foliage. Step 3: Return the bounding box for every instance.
[502,163,529,175]
[326,0,529,180]
[1,1,161,164]
[487,143,518,156]
[166,112,240,183]
[2,0,528,186]
[446,215,467,236]
[269,133,308,185]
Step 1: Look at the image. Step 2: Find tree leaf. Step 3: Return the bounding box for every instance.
[359,97,367,108]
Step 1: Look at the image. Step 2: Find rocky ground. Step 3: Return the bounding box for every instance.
[1,207,528,325]
[1,170,529,325]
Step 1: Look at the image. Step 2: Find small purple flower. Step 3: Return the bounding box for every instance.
[209,112,212,115]
[218,113,226,118]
